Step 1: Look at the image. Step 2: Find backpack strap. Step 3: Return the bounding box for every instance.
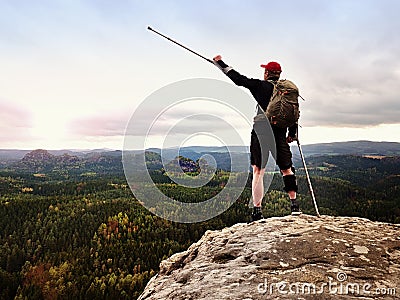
[268,79,285,95]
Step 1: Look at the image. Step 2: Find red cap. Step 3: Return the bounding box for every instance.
[260,61,282,72]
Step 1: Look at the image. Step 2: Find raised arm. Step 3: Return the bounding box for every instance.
[213,55,260,90]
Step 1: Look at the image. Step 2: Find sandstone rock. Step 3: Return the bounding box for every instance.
[138,215,400,300]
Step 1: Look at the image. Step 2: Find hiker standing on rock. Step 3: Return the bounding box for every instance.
[213,55,300,221]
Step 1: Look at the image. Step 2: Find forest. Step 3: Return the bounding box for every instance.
[0,151,399,299]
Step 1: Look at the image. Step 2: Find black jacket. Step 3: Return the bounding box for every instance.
[217,60,297,137]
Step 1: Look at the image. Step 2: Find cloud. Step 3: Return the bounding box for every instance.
[0,101,33,144]
[69,111,129,137]
[273,1,400,128]
[299,50,400,127]
[186,0,400,129]
[68,104,237,140]
[1,0,400,150]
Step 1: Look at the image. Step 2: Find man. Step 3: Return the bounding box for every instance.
[213,55,300,221]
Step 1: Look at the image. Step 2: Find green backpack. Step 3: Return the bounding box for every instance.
[266,79,300,128]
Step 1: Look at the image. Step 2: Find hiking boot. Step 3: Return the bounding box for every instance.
[290,200,301,215]
[251,207,264,221]
[251,211,264,221]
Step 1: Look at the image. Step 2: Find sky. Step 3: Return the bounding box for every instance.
[0,0,399,150]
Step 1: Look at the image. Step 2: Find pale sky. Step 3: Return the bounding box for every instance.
[1,0,399,150]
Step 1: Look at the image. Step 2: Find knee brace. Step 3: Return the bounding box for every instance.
[283,174,298,192]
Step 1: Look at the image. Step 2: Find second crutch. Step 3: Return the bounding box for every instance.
[297,139,321,217]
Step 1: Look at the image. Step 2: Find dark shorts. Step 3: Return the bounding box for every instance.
[250,125,293,170]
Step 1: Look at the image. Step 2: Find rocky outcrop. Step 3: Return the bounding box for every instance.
[9,149,123,175]
[138,215,400,300]
[21,149,55,162]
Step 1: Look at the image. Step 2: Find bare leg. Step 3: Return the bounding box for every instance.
[252,165,266,207]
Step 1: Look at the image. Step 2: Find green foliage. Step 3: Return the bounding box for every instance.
[0,154,399,299]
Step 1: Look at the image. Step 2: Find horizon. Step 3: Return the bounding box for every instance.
[0,139,399,152]
[1,1,399,150]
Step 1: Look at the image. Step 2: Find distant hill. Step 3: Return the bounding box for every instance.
[0,149,118,163]
[146,146,249,162]
[0,141,399,176]
[1,141,398,162]
[297,140,400,156]
[150,141,400,159]
[148,141,400,170]
[0,149,30,162]
[2,149,124,177]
